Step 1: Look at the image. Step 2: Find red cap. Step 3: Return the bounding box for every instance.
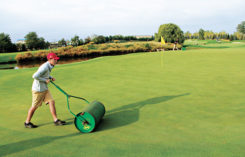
[47,53,59,60]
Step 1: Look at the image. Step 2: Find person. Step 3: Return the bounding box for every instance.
[24,52,66,128]
[173,41,179,51]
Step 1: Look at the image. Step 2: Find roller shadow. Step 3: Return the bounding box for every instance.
[0,133,81,157]
[96,93,190,132]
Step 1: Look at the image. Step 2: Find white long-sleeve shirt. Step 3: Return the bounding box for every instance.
[32,61,53,92]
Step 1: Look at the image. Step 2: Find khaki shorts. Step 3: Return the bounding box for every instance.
[32,90,54,107]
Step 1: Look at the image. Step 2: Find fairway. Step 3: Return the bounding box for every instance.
[0,48,245,156]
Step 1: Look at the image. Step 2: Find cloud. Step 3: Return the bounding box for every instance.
[0,0,244,41]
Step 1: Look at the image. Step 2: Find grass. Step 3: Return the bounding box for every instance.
[184,39,245,49]
[1,46,245,156]
[0,52,20,63]
[0,50,41,63]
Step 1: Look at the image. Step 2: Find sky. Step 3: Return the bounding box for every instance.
[0,0,244,42]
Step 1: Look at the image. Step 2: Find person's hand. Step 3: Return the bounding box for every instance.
[51,77,56,81]
[46,79,50,84]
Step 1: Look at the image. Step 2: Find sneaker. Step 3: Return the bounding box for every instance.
[54,119,66,126]
[24,122,38,128]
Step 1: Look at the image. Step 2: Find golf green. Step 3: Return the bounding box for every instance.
[0,48,245,156]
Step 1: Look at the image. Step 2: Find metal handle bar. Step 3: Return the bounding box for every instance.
[50,81,89,123]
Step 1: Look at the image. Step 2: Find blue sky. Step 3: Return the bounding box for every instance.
[0,0,244,42]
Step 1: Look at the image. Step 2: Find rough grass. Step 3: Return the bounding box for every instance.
[0,47,245,156]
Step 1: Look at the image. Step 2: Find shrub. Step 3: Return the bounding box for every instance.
[124,44,133,48]
[88,44,97,50]
[15,41,182,62]
[15,52,33,62]
[144,43,151,51]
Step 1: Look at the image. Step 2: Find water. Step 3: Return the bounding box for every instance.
[0,57,94,70]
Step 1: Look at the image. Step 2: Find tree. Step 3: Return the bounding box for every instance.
[229,34,234,41]
[204,30,215,40]
[0,33,15,53]
[24,32,49,50]
[154,33,159,41]
[58,38,67,47]
[237,21,245,34]
[112,35,124,40]
[37,37,46,49]
[184,31,192,39]
[85,36,91,44]
[198,29,205,40]
[71,35,81,46]
[16,43,27,52]
[155,23,185,44]
[218,31,228,39]
[25,32,39,50]
[92,35,106,44]
[45,41,50,48]
[234,32,243,40]
[79,39,84,45]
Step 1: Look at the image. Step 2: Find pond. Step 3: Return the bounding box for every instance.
[0,57,95,70]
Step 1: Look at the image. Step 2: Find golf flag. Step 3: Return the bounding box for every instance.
[160,36,165,67]
[161,36,166,45]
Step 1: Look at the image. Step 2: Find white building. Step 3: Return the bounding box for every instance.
[16,39,26,44]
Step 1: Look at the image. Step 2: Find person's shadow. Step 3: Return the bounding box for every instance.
[0,133,81,157]
[96,93,190,132]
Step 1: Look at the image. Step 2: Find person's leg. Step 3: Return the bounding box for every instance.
[25,91,44,127]
[25,106,38,123]
[48,100,66,125]
[44,90,57,121]
[48,100,58,121]
[45,90,66,125]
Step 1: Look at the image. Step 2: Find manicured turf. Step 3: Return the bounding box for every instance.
[184,39,245,49]
[0,50,49,63]
[0,52,19,63]
[0,47,245,156]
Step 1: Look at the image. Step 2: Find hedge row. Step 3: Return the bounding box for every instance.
[15,42,182,63]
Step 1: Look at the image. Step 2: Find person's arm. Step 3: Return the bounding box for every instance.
[49,76,56,81]
[32,66,48,82]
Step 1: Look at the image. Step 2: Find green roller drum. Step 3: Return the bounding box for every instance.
[50,81,106,133]
[74,101,105,133]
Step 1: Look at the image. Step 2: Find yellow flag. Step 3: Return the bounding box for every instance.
[161,36,166,45]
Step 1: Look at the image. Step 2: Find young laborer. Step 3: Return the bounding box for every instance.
[24,52,66,128]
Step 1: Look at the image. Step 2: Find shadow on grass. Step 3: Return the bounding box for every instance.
[0,133,81,157]
[38,118,74,127]
[96,93,190,132]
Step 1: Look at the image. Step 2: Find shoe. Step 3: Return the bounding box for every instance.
[54,119,66,126]
[24,122,38,128]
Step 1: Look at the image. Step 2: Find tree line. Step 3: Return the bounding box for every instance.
[0,32,154,53]
[185,21,245,41]
[59,34,154,47]
[0,32,50,53]
[155,21,245,43]
[185,30,245,41]
[0,21,244,53]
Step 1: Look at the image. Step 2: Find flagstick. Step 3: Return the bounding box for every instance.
[160,45,164,67]
[160,36,166,68]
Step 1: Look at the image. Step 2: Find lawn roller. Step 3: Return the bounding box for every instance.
[50,81,105,133]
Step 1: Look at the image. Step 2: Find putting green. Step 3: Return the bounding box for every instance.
[0,47,245,156]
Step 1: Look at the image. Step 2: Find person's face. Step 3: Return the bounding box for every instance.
[49,58,58,65]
